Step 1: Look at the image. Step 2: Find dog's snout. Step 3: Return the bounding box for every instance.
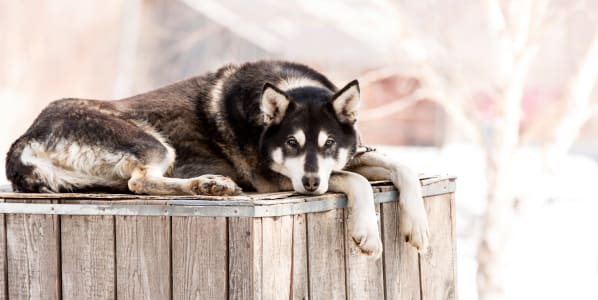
[302,175,320,192]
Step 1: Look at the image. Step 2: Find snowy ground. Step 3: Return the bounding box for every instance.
[378,144,598,300]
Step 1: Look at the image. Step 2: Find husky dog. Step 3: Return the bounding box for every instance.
[5,61,428,257]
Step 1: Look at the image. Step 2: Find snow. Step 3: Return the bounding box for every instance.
[379,143,598,299]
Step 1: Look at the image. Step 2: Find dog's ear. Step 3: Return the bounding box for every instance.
[331,80,360,124]
[261,83,290,125]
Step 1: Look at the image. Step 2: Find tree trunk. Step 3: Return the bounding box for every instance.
[548,28,598,160]
[477,155,517,300]
[476,14,538,296]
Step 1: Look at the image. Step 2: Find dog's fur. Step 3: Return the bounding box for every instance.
[5,61,429,257]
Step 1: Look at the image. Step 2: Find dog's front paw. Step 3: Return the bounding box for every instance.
[348,214,383,259]
[399,195,429,252]
[190,175,242,196]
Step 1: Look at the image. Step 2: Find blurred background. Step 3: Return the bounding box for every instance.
[1,0,598,299]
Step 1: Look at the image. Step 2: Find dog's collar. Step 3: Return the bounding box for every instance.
[353,145,376,158]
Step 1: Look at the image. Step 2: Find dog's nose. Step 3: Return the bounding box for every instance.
[302,176,320,192]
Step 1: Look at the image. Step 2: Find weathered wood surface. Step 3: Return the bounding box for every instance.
[116,216,170,299]
[344,204,385,300]
[61,215,115,299]
[261,216,294,299]
[0,174,455,201]
[172,216,228,299]
[6,200,60,299]
[307,208,347,300]
[292,213,309,299]
[228,217,254,299]
[251,218,263,299]
[0,175,457,299]
[0,191,446,218]
[227,215,309,300]
[420,193,457,300]
[382,201,422,300]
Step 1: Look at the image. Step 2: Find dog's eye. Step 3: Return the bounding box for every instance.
[325,138,336,148]
[286,137,299,148]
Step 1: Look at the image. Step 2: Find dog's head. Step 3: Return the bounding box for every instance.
[259,80,360,194]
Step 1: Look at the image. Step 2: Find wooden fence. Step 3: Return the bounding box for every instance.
[0,175,457,299]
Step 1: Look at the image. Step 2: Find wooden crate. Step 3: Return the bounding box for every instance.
[0,175,457,300]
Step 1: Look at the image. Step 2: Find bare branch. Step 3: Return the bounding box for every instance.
[548,26,598,154]
[180,0,283,52]
[357,65,407,86]
[359,89,426,121]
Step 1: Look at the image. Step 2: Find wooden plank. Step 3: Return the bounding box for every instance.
[307,208,346,300]
[252,218,263,299]
[0,191,285,201]
[172,216,227,299]
[116,216,170,299]
[61,215,115,299]
[65,199,169,205]
[0,181,457,218]
[6,200,60,299]
[223,218,269,300]
[419,194,457,300]
[450,195,458,300]
[0,192,250,201]
[0,199,6,300]
[344,204,385,300]
[381,201,421,300]
[292,214,309,299]
[228,217,254,299]
[260,216,293,299]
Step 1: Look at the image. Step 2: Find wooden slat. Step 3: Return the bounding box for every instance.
[292,214,309,299]
[0,199,6,299]
[116,216,170,299]
[6,200,60,299]
[307,209,346,300]
[450,195,458,300]
[419,194,457,300]
[216,218,269,300]
[0,191,293,201]
[344,204,385,300]
[0,192,251,201]
[252,218,263,299]
[228,217,254,299]
[61,215,115,299]
[261,216,293,299]
[172,216,227,299]
[381,201,421,300]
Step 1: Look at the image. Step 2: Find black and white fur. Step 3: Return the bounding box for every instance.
[5,61,429,257]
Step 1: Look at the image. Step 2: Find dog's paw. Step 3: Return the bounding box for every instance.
[399,197,429,253]
[348,214,383,259]
[190,175,242,196]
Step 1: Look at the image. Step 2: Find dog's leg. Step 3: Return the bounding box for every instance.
[123,126,241,196]
[348,151,429,252]
[128,165,241,197]
[96,127,242,196]
[328,170,383,259]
